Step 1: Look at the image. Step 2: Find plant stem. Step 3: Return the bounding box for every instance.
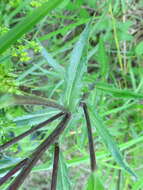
[0,158,28,186]
[81,102,96,171]
[0,112,64,151]
[7,112,71,190]
[50,143,60,190]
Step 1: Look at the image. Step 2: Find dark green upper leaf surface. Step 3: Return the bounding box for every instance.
[90,107,137,178]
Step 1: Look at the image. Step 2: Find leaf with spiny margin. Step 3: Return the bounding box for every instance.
[64,21,91,111]
[90,107,137,178]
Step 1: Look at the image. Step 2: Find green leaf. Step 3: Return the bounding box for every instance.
[14,109,59,126]
[39,43,65,74]
[0,93,66,111]
[64,22,91,111]
[0,0,63,54]
[132,177,143,190]
[135,41,143,56]
[0,93,15,108]
[96,38,109,78]
[57,152,71,190]
[0,156,21,177]
[85,172,105,190]
[57,0,70,9]
[90,107,137,178]
[95,83,143,99]
[39,18,90,41]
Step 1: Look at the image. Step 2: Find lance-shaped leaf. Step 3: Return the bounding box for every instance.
[64,22,91,111]
[0,156,21,177]
[0,0,63,54]
[39,42,65,75]
[90,107,137,178]
[0,93,66,111]
[57,152,71,190]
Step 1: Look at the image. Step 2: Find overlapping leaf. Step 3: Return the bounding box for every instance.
[64,22,91,111]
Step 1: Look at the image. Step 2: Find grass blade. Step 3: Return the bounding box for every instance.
[0,0,63,54]
[64,22,91,111]
[90,106,137,178]
[95,83,143,99]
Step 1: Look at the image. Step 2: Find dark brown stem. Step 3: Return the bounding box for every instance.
[0,158,28,186]
[50,143,60,190]
[81,102,96,171]
[7,112,71,190]
[0,112,64,151]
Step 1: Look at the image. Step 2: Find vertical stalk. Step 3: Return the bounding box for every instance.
[50,143,60,190]
[81,102,96,171]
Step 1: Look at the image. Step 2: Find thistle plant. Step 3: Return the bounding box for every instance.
[0,0,142,190]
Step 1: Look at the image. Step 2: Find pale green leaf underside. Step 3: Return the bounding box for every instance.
[64,21,91,111]
[0,93,66,111]
[57,152,71,190]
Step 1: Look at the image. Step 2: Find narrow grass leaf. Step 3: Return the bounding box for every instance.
[85,172,105,190]
[90,107,137,178]
[64,22,91,111]
[95,83,143,99]
[57,152,71,190]
[39,18,90,41]
[0,0,63,54]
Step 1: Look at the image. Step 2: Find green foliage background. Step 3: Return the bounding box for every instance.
[0,0,143,189]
